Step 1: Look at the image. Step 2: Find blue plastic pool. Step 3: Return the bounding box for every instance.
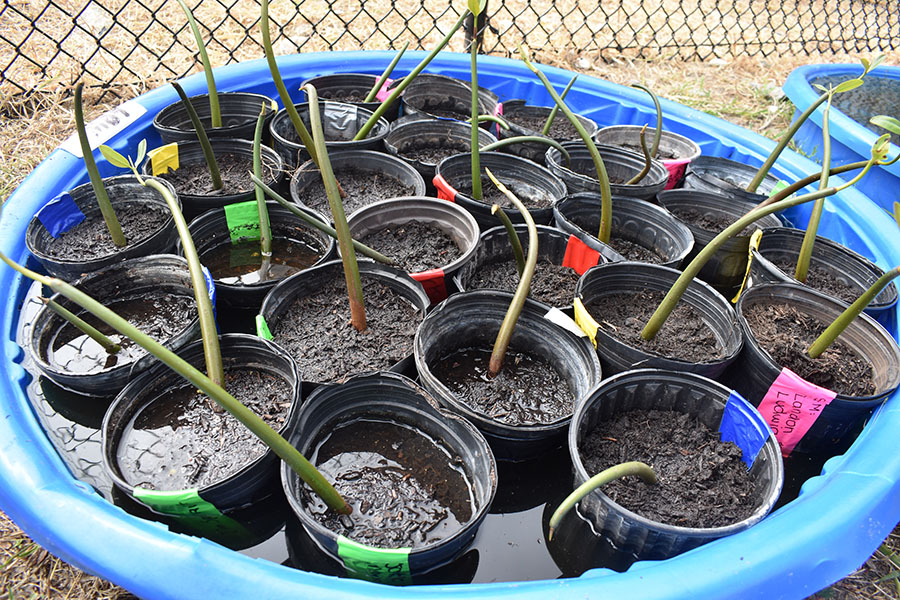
[782,63,900,213]
[2,51,900,599]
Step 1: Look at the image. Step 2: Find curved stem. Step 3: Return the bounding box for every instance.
[625,125,651,185]
[491,204,525,277]
[306,84,367,332]
[75,83,126,247]
[471,114,509,129]
[354,10,471,141]
[542,74,578,136]
[632,84,661,158]
[808,266,900,358]
[364,42,408,102]
[172,82,222,191]
[752,160,869,212]
[486,168,538,376]
[481,135,571,167]
[175,0,220,128]
[548,461,656,541]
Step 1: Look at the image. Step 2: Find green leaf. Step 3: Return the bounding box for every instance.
[865,54,886,75]
[812,83,828,93]
[872,134,892,161]
[100,145,130,168]
[135,139,147,166]
[871,115,900,136]
[893,201,900,229]
[467,0,481,15]
[834,78,863,94]
[861,57,870,72]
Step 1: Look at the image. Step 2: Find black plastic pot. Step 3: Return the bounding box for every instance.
[258,260,430,384]
[657,189,783,295]
[565,369,783,563]
[553,193,693,268]
[25,175,180,280]
[574,262,743,379]
[731,283,900,457]
[26,255,211,397]
[748,227,899,320]
[290,149,426,218]
[141,139,284,221]
[498,103,598,165]
[401,73,500,125]
[545,142,669,200]
[683,155,782,203]
[452,224,606,309]
[301,73,401,122]
[594,125,702,189]
[153,92,279,144]
[180,201,335,313]
[433,152,566,231]
[269,101,390,169]
[415,290,602,461]
[384,119,497,194]
[346,197,480,304]
[101,333,300,549]
[281,371,497,585]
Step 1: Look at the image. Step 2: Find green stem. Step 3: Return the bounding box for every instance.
[518,46,611,243]
[491,204,525,277]
[625,125,651,185]
[363,42,409,102]
[752,160,870,211]
[144,178,224,387]
[250,174,394,265]
[632,84,662,158]
[471,114,509,129]
[43,297,121,354]
[481,136,571,167]
[171,82,223,191]
[260,0,318,166]
[471,32,482,201]
[253,104,272,258]
[808,266,900,358]
[306,84,367,331]
[541,74,578,136]
[486,168,538,376]
[74,83,126,247]
[548,461,656,541]
[174,0,220,128]
[353,10,471,141]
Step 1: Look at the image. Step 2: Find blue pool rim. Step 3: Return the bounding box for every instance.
[782,63,900,213]
[1,51,899,599]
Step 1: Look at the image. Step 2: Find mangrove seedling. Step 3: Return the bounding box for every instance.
[39,296,121,355]
[485,168,537,376]
[174,0,221,128]
[542,74,578,136]
[491,203,525,277]
[362,41,409,102]
[518,45,613,244]
[171,81,223,191]
[548,461,657,541]
[632,83,662,159]
[252,102,273,281]
[74,82,126,247]
[469,0,484,201]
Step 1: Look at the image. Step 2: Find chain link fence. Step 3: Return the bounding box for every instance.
[1,0,897,99]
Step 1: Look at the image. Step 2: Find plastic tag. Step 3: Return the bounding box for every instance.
[732,229,763,304]
[756,368,837,457]
[224,200,261,244]
[59,100,147,158]
[410,268,447,304]
[255,314,273,340]
[133,487,249,539]
[494,102,503,117]
[769,179,790,199]
[663,158,690,190]
[375,78,395,103]
[544,308,587,338]
[561,235,601,275]
[337,535,412,585]
[36,192,86,237]
[572,297,598,348]
[148,143,179,176]
[719,391,767,468]
[433,175,457,203]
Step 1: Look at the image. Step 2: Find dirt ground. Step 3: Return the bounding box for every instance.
[0,21,899,598]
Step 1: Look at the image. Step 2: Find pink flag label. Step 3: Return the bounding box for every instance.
[375,78,395,103]
[756,368,837,457]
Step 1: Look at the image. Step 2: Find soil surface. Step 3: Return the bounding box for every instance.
[465,257,580,307]
[668,206,755,236]
[406,95,474,121]
[358,221,462,273]
[567,213,666,263]
[396,137,471,165]
[295,166,417,216]
[743,300,876,396]
[270,276,421,383]
[505,113,582,141]
[158,152,273,196]
[115,367,292,490]
[201,234,325,285]
[454,177,556,210]
[432,345,573,426]
[584,290,725,363]
[319,89,369,103]
[769,257,865,305]
[302,419,475,548]
[40,202,169,262]
[41,291,195,374]
[579,409,757,528]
